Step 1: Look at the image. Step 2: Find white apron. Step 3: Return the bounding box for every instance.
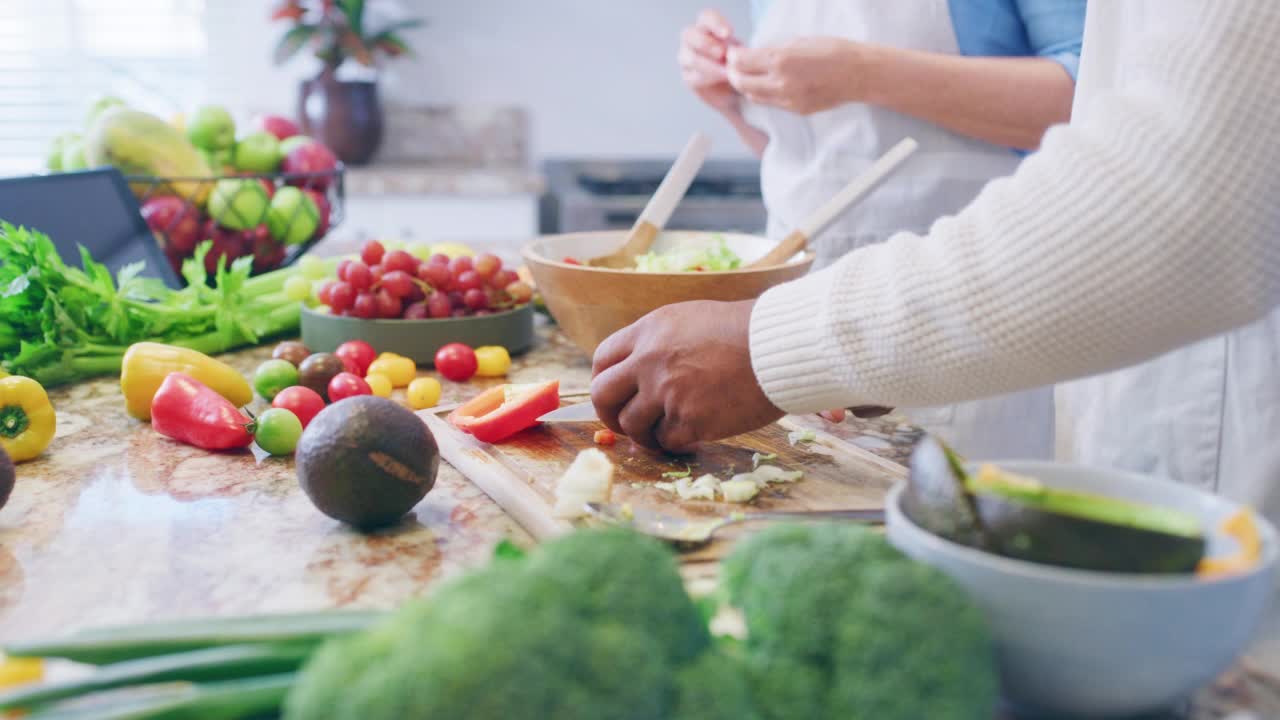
[1055,3,1280,526]
[745,0,1054,460]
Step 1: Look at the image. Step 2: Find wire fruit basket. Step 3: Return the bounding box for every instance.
[132,166,345,284]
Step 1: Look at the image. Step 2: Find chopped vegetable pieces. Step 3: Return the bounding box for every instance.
[721,479,762,504]
[1197,508,1264,578]
[593,428,617,446]
[553,448,614,519]
[787,430,817,446]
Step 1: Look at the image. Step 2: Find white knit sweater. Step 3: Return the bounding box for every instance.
[750,1,1280,413]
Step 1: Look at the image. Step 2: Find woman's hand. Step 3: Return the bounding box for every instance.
[678,9,742,115]
[727,38,874,115]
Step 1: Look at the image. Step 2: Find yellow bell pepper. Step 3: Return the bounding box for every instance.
[0,376,55,462]
[121,342,253,422]
[0,656,43,690]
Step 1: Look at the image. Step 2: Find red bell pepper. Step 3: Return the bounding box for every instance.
[448,380,560,444]
[151,372,254,450]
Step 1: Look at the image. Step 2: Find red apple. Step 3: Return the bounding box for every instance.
[201,221,263,275]
[256,114,301,141]
[282,141,338,190]
[140,196,203,254]
[302,188,331,239]
[251,231,287,273]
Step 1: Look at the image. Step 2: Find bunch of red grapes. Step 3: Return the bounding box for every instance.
[316,241,535,320]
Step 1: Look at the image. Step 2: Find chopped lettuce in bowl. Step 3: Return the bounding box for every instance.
[633,235,742,272]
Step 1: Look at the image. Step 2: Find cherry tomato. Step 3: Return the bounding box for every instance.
[328,372,372,402]
[334,340,376,376]
[367,355,416,387]
[365,373,393,398]
[253,359,299,400]
[594,429,617,446]
[474,345,511,377]
[407,376,442,409]
[361,240,385,266]
[271,386,325,428]
[254,408,303,456]
[435,343,478,382]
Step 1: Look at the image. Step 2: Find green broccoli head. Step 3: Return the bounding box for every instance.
[285,530,698,720]
[721,523,998,720]
[829,561,998,720]
[671,644,761,720]
[527,527,711,664]
[721,523,902,659]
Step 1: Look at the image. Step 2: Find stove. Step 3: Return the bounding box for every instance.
[540,158,767,234]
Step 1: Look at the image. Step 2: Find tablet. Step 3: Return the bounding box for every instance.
[0,168,183,288]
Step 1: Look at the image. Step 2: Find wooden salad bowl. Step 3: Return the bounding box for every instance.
[522,231,814,356]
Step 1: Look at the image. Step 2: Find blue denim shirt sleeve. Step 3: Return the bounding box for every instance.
[949,0,1086,80]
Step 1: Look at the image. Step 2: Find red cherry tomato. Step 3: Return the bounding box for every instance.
[271,386,326,427]
[334,340,376,376]
[328,372,372,402]
[435,342,478,382]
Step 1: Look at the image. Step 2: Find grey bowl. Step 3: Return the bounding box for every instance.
[300,303,535,366]
[886,462,1278,717]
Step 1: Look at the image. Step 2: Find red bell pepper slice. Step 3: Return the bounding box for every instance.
[151,372,254,450]
[448,380,560,443]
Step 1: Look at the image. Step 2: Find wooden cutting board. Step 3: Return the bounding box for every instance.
[420,394,906,562]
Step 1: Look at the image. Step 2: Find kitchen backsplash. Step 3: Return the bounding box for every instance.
[376,105,528,167]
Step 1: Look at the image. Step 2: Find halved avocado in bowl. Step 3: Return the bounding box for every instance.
[967,465,1205,574]
[905,436,1206,574]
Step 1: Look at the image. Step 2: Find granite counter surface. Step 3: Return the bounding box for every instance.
[0,325,1274,719]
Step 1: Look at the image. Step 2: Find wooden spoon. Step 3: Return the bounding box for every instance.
[587,132,712,269]
[744,137,919,270]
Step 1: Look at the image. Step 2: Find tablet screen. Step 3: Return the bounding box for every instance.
[0,169,181,288]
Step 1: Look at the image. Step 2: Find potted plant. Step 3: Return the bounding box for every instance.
[272,0,422,166]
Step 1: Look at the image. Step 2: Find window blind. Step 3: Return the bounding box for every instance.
[0,0,208,175]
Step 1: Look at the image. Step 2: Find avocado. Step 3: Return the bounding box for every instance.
[968,466,1205,574]
[0,447,12,511]
[296,396,439,530]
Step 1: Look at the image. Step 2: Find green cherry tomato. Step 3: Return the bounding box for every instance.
[253,359,299,401]
[254,407,303,456]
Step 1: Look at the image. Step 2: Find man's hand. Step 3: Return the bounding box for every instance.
[590,300,784,453]
[727,37,873,115]
[678,9,742,115]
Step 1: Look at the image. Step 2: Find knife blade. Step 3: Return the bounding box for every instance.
[537,401,599,423]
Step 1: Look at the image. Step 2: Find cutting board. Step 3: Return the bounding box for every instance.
[420,394,906,562]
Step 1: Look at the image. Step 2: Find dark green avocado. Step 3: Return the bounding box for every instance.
[906,436,1207,574]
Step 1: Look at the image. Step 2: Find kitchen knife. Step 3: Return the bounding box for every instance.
[538,401,599,423]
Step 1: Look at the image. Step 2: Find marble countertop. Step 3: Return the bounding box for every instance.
[0,324,1275,718]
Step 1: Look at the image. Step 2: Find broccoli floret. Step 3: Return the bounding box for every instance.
[721,523,998,720]
[285,529,697,720]
[721,523,902,659]
[527,527,711,664]
[671,645,760,720]
[830,561,997,720]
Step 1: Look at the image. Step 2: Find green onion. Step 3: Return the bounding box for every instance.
[23,672,296,720]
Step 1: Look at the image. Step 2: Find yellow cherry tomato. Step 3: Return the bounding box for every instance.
[0,656,44,689]
[366,373,393,398]
[377,352,404,362]
[367,356,415,388]
[407,377,442,410]
[473,346,511,377]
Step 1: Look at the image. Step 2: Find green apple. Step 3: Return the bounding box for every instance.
[46,133,75,172]
[61,137,88,171]
[208,178,270,230]
[232,132,282,173]
[279,135,314,156]
[266,187,320,245]
[187,105,236,151]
